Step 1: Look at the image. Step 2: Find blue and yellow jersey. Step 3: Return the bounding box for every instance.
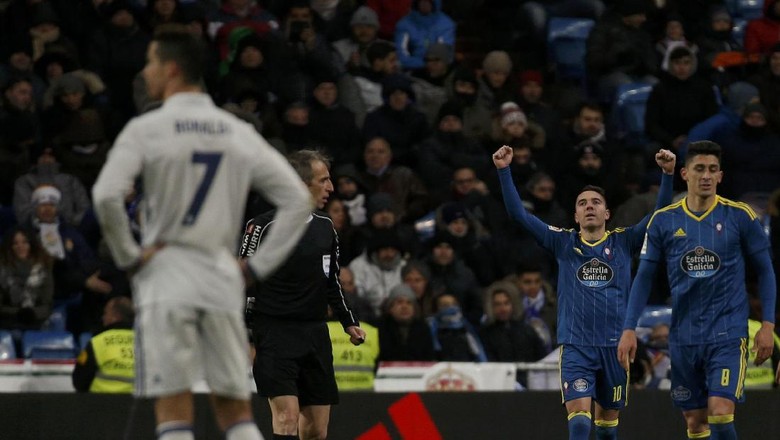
[497,167,674,347]
[543,226,643,346]
[640,196,770,345]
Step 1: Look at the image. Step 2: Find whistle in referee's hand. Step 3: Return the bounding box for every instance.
[357,336,365,343]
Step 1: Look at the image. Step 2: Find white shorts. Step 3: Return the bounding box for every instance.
[134,303,253,399]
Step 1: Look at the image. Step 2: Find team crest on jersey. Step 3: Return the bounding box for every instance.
[680,246,720,278]
[604,247,612,260]
[573,378,589,392]
[716,222,723,232]
[671,386,691,401]
[577,258,614,287]
[322,255,331,276]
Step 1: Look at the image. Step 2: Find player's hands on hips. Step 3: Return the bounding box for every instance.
[239,258,256,287]
[752,323,775,366]
[617,330,637,371]
[128,243,165,276]
[655,149,676,175]
[492,145,513,169]
[346,326,366,346]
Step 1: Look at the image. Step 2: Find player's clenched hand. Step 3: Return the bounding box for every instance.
[655,149,676,175]
[617,330,637,372]
[128,243,165,277]
[752,323,775,366]
[346,326,366,346]
[492,145,513,169]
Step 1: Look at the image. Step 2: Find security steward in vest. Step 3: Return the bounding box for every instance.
[72,297,135,393]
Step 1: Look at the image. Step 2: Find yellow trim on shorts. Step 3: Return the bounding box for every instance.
[708,414,734,425]
[568,411,592,421]
[736,338,747,398]
[594,419,619,428]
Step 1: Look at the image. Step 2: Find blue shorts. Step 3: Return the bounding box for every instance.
[559,345,629,410]
[669,338,748,410]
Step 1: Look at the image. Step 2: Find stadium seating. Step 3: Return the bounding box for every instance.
[547,17,595,82]
[78,332,93,350]
[635,305,673,342]
[726,0,765,19]
[732,18,748,46]
[41,304,68,332]
[0,330,16,360]
[22,330,76,359]
[612,82,654,150]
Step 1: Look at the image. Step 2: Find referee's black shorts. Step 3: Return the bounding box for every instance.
[252,317,339,406]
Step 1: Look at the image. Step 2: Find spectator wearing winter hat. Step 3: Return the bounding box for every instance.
[27,2,80,64]
[86,0,150,125]
[0,78,40,204]
[685,81,759,156]
[428,292,487,361]
[209,0,277,62]
[410,43,456,125]
[586,0,658,103]
[41,73,112,190]
[711,102,780,199]
[477,50,518,112]
[750,42,780,133]
[362,73,429,168]
[557,142,629,211]
[393,0,455,71]
[0,39,47,109]
[696,7,742,85]
[655,13,698,72]
[645,46,718,153]
[745,0,780,56]
[333,6,388,73]
[307,74,362,167]
[348,228,407,319]
[517,70,562,156]
[447,67,493,144]
[522,172,569,228]
[424,230,483,324]
[353,191,422,259]
[23,185,112,304]
[436,201,496,286]
[13,148,91,227]
[377,282,436,361]
[415,101,487,201]
[490,102,546,162]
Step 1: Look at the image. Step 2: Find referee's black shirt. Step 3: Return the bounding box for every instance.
[240,210,359,330]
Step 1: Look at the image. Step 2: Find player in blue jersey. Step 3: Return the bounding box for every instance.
[493,145,676,440]
[618,140,776,440]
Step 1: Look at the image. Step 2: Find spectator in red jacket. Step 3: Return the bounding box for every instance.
[745,0,780,56]
[365,0,412,40]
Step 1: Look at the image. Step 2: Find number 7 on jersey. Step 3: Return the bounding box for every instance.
[182,152,223,225]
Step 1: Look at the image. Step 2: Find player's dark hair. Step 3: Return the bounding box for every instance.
[684,140,722,166]
[576,185,608,207]
[151,26,205,86]
[287,149,332,184]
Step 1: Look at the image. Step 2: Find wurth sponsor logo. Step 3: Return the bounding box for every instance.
[356,393,442,440]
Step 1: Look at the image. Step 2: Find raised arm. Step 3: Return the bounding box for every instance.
[630,149,676,244]
[492,146,552,242]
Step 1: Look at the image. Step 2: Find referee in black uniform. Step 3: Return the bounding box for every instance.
[240,150,366,440]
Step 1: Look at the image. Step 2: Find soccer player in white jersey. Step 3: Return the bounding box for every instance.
[92,29,312,440]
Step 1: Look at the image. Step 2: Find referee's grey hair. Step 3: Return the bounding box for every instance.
[287,149,332,184]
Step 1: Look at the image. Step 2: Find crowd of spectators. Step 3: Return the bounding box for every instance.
[2,0,780,390]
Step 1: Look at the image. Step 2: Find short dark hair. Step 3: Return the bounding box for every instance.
[685,140,722,166]
[152,27,205,85]
[366,40,395,64]
[577,101,604,117]
[109,296,135,324]
[576,185,608,207]
[287,149,331,184]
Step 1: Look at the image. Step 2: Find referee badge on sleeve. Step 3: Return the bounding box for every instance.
[322,255,331,276]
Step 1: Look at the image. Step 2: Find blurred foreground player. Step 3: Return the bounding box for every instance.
[93,28,312,440]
